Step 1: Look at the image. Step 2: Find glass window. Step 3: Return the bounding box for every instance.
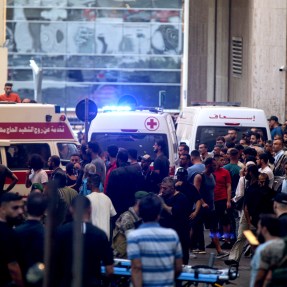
[195,126,268,151]
[57,143,78,165]
[5,144,51,170]
[90,132,169,160]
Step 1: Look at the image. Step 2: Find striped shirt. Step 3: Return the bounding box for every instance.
[127,222,182,287]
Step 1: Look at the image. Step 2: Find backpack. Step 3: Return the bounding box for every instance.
[267,237,287,287]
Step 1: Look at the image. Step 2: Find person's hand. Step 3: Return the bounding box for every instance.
[189,211,198,220]
[227,201,232,209]
[74,163,81,170]
[202,202,209,209]
[175,181,183,187]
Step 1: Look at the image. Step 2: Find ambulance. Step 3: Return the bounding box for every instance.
[176,105,271,151]
[1,103,78,195]
[88,106,178,174]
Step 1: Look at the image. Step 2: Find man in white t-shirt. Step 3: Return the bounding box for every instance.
[258,153,274,188]
[87,173,116,240]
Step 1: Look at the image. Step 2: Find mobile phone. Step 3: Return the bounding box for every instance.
[243,230,259,246]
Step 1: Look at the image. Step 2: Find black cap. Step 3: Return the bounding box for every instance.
[268,116,279,122]
[274,193,287,204]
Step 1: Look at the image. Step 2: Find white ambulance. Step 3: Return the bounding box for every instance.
[88,106,178,174]
[1,103,78,195]
[176,105,271,151]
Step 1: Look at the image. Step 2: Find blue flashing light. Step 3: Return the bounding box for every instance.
[102,105,132,112]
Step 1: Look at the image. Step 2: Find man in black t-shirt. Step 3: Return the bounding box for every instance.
[153,140,170,182]
[159,177,190,264]
[55,196,114,287]
[0,193,24,287]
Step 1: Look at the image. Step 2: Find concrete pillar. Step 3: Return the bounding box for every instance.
[187,0,209,103]
[0,0,7,88]
[250,0,287,122]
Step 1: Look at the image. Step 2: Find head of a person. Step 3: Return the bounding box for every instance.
[107,145,119,159]
[116,149,129,166]
[29,154,45,171]
[225,141,235,149]
[258,173,269,188]
[31,183,44,194]
[178,144,189,156]
[243,147,257,160]
[53,171,67,188]
[258,153,268,168]
[198,143,208,155]
[239,138,248,147]
[48,155,61,170]
[216,136,225,147]
[87,173,101,190]
[228,148,239,160]
[83,163,96,178]
[26,193,48,217]
[245,164,259,181]
[153,140,167,155]
[257,214,280,243]
[134,191,150,211]
[141,154,152,171]
[0,193,24,224]
[190,149,201,163]
[70,196,91,220]
[204,157,216,173]
[227,129,237,141]
[213,154,225,169]
[264,140,273,153]
[273,193,287,216]
[65,162,75,176]
[179,153,191,168]
[160,177,175,198]
[176,167,188,182]
[273,139,284,153]
[250,132,260,145]
[283,131,287,143]
[268,115,279,128]
[138,194,162,222]
[235,144,244,155]
[87,141,101,155]
[70,153,81,165]
[128,148,138,162]
[213,145,222,156]
[4,82,13,95]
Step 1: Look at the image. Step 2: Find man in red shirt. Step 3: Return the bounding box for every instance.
[0,83,21,103]
[213,154,233,249]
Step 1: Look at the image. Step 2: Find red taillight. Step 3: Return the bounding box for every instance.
[224,123,240,126]
[60,115,66,121]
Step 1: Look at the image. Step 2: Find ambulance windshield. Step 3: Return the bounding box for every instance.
[196,126,268,151]
[90,133,169,160]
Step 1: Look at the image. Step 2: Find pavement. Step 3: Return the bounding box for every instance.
[187,232,252,287]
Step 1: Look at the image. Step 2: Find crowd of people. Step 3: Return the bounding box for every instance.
[1,97,287,286]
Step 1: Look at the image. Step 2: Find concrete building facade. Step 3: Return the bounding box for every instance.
[187,0,287,121]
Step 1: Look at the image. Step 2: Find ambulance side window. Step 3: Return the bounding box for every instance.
[5,144,51,170]
[57,143,78,166]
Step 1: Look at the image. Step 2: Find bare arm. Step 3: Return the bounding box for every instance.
[5,173,18,192]
[8,262,24,287]
[131,258,143,287]
[193,174,202,192]
[254,269,268,287]
[226,182,232,208]
[104,264,114,278]
[25,170,32,188]
[189,199,201,220]
[174,258,183,279]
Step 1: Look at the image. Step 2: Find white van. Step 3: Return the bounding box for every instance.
[176,105,271,151]
[88,107,178,173]
[1,103,78,195]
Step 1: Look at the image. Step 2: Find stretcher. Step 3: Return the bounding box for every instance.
[101,258,239,286]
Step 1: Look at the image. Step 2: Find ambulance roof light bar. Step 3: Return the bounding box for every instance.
[190,102,241,107]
